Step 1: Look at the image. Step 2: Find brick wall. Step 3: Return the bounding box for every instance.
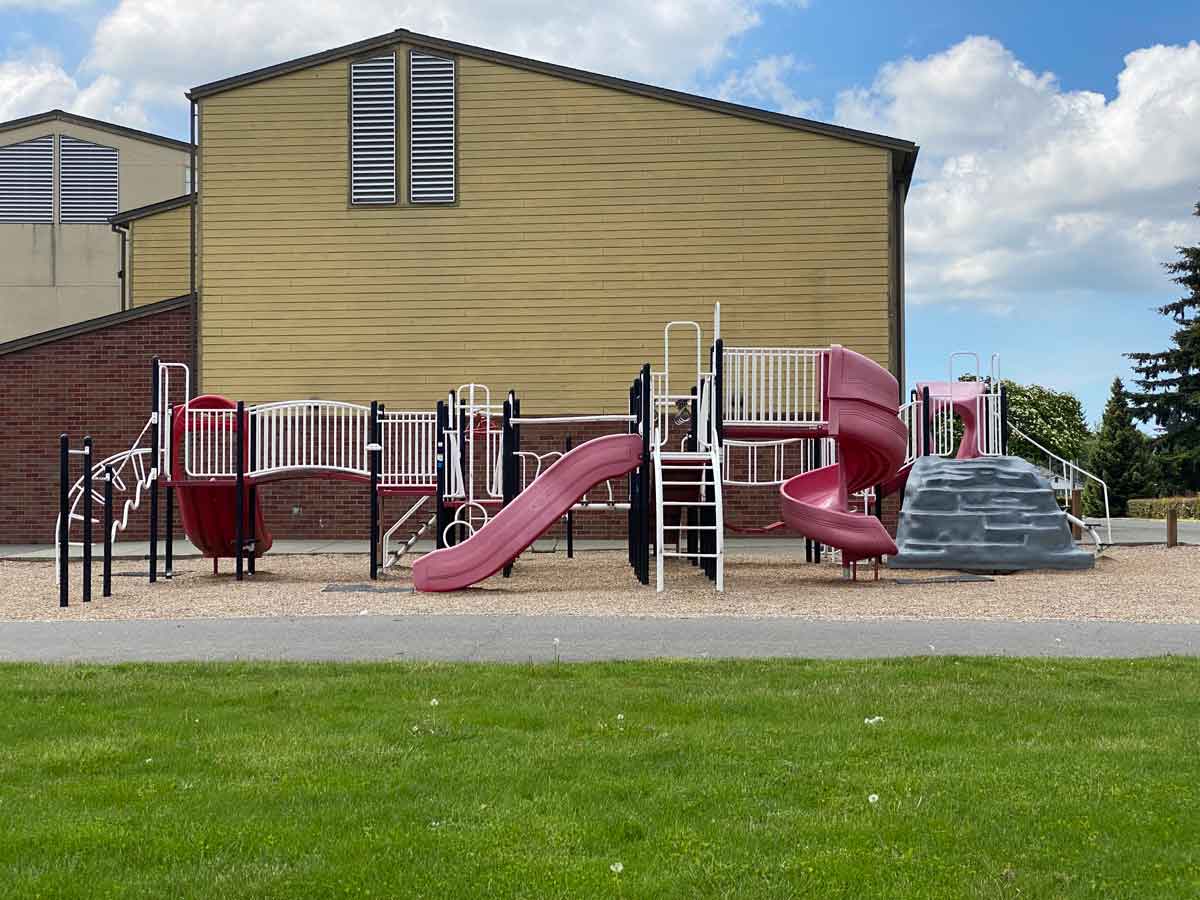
[0,302,193,544]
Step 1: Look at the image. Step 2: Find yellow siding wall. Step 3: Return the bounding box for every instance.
[130,204,191,307]
[198,49,893,411]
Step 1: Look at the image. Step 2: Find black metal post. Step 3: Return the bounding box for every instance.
[714,338,724,444]
[165,405,174,580]
[502,396,515,509]
[502,396,515,578]
[639,364,651,585]
[813,438,823,562]
[244,406,253,577]
[921,385,932,458]
[565,433,574,559]
[435,398,448,550]
[103,464,113,598]
[455,402,468,549]
[1000,385,1010,455]
[82,435,92,602]
[234,400,244,581]
[149,357,160,584]
[369,400,380,580]
[58,433,69,608]
[628,381,637,571]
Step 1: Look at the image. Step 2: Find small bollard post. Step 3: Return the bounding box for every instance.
[1070,489,1082,541]
[1166,505,1179,548]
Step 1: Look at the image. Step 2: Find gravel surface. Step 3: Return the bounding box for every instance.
[3,544,1198,624]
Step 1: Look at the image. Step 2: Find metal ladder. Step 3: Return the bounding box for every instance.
[653,443,724,592]
[381,497,437,569]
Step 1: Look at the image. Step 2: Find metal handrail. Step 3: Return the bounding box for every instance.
[1009,422,1111,546]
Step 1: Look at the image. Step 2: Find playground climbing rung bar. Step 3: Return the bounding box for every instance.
[722,346,827,427]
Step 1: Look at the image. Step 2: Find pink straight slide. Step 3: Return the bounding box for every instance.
[412,433,643,592]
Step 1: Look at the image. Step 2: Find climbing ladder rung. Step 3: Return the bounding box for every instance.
[661,479,715,486]
[661,500,715,507]
[661,551,720,559]
[662,525,717,531]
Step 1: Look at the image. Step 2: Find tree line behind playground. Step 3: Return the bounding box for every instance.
[958,197,1200,518]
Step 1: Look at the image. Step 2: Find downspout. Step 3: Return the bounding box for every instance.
[110,222,129,311]
[188,95,199,383]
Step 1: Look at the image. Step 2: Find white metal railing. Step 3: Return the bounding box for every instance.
[182,398,438,488]
[975,390,1004,456]
[379,410,437,488]
[721,436,836,486]
[251,400,373,478]
[1009,422,1112,546]
[653,319,712,450]
[183,406,239,477]
[722,346,827,428]
[157,361,189,477]
[446,384,503,502]
[898,400,921,463]
[903,385,1004,461]
[928,393,956,456]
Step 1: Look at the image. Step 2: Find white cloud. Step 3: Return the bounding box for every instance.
[82,0,790,114]
[716,54,820,118]
[0,49,149,126]
[835,36,1200,308]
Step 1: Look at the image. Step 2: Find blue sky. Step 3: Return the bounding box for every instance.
[3,0,1198,421]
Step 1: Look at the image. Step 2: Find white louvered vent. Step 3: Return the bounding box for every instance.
[59,135,119,223]
[409,51,456,204]
[351,54,397,204]
[0,134,54,224]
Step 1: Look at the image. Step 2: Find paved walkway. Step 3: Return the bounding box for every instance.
[1,615,1195,663]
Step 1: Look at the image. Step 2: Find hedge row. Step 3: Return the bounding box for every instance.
[1127,497,1200,519]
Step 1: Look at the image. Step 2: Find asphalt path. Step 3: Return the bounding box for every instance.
[1,614,1196,662]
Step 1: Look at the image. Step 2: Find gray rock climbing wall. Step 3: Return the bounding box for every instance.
[890,455,1094,572]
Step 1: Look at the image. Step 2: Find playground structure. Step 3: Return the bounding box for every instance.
[54,304,1113,605]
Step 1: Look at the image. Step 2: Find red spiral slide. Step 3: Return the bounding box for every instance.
[170,395,272,560]
[777,346,907,563]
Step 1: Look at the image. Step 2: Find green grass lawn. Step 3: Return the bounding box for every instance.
[1,658,1197,899]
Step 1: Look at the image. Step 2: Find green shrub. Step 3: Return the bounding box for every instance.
[1126,497,1200,519]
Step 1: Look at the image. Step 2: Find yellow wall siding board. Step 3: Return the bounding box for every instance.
[129,204,191,307]
[197,49,897,411]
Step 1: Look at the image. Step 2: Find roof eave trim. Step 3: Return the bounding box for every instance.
[109,193,195,225]
[0,294,194,358]
[188,28,917,156]
[0,109,191,153]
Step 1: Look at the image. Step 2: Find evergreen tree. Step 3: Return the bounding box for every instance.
[1127,199,1200,492]
[1083,378,1155,517]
